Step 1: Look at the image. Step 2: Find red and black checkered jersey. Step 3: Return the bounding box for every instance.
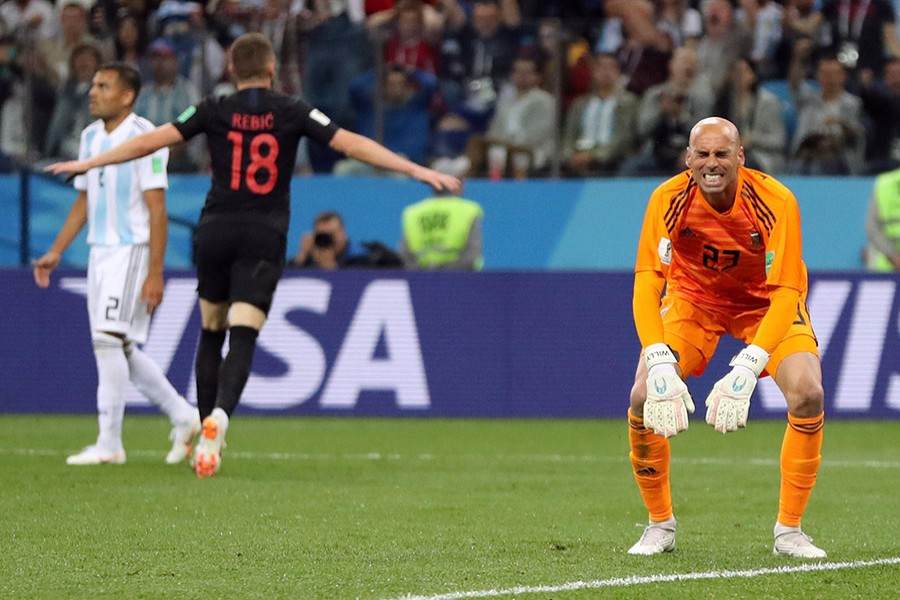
[173,87,339,235]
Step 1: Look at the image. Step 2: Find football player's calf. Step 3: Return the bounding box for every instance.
[642,343,694,438]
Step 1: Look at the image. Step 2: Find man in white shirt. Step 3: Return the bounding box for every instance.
[0,0,57,41]
[33,62,199,465]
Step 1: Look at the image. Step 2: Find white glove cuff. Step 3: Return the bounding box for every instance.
[648,363,677,377]
[729,344,770,378]
[644,343,677,371]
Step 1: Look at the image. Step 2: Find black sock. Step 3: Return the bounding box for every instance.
[195,328,227,421]
[216,326,259,417]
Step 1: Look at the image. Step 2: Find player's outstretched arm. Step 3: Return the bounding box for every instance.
[643,343,695,438]
[33,192,88,288]
[329,128,461,194]
[705,344,769,434]
[43,124,184,177]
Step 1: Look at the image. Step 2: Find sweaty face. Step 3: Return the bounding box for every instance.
[686,124,744,197]
[88,70,131,120]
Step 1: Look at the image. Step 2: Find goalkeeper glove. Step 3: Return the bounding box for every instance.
[642,343,695,438]
[705,344,770,434]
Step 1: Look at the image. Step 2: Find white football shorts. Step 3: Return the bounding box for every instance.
[87,244,152,344]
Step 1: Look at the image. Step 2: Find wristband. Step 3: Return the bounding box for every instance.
[728,344,770,378]
[644,342,678,371]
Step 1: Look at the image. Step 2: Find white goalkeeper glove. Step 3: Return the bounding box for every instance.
[643,343,695,438]
[705,344,770,434]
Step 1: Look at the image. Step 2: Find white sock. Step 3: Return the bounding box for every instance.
[651,516,676,529]
[774,522,800,537]
[210,407,229,436]
[124,342,196,425]
[93,335,128,450]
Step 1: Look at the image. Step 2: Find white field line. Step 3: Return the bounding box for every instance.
[1,447,899,469]
[386,557,900,600]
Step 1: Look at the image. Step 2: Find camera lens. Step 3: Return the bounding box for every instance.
[314,232,335,248]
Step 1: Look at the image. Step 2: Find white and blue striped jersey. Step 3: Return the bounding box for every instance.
[74,113,169,246]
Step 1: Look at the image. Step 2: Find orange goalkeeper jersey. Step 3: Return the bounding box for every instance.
[635,168,808,314]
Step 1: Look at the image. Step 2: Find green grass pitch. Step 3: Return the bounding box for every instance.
[1,416,898,599]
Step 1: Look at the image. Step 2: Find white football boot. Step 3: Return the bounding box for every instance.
[165,415,201,464]
[628,517,676,555]
[773,524,827,558]
[192,416,225,478]
[66,444,126,465]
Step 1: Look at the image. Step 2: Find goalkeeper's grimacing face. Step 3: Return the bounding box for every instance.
[685,118,744,204]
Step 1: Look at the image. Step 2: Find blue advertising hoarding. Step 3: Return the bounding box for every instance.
[1,270,898,418]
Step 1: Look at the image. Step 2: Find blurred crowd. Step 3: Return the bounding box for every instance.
[2,0,900,178]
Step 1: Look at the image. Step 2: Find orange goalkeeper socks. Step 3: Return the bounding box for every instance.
[777,412,824,527]
[628,410,673,522]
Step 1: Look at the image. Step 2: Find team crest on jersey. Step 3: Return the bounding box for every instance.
[309,109,331,126]
[658,237,672,265]
[750,232,761,246]
[765,251,775,274]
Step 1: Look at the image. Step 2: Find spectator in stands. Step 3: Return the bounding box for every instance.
[820,0,900,80]
[714,57,787,174]
[619,46,714,177]
[858,58,900,172]
[465,52,556,178]
[0,34,55,168]
[0,0,57,42]
[439,0,522,126]
[864,166,900,271]
[152,0,225,95]
[290,210,403,269]
[695,0,753,96]
[532,17,592,109]
[366,0,466,43]
[606,0,675,97]
[38,0,112,89]
[258,0,301,95]
[789,40,866,174]
[658,0,703,48]
[133,37,201,172]
[428,0,522,168]
[740,0,784,80]
[367,0,445,74]
[399,192,483,270]
[114,12,151,81]
[334,63,437,175]
[562,52,639,177]
[294,0,370,172]
[518,0,606,21]
[213,0,301,93]
[774,0,823,79]
[43,43,102,161]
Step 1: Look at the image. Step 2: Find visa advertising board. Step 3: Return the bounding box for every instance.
[2,271,897,418]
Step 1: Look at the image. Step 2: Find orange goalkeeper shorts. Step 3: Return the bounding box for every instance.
[659,294,818,380]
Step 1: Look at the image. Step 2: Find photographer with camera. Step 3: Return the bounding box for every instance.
[290,210,403,269]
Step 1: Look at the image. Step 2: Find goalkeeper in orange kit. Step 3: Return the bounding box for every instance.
[627,117,826,558]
